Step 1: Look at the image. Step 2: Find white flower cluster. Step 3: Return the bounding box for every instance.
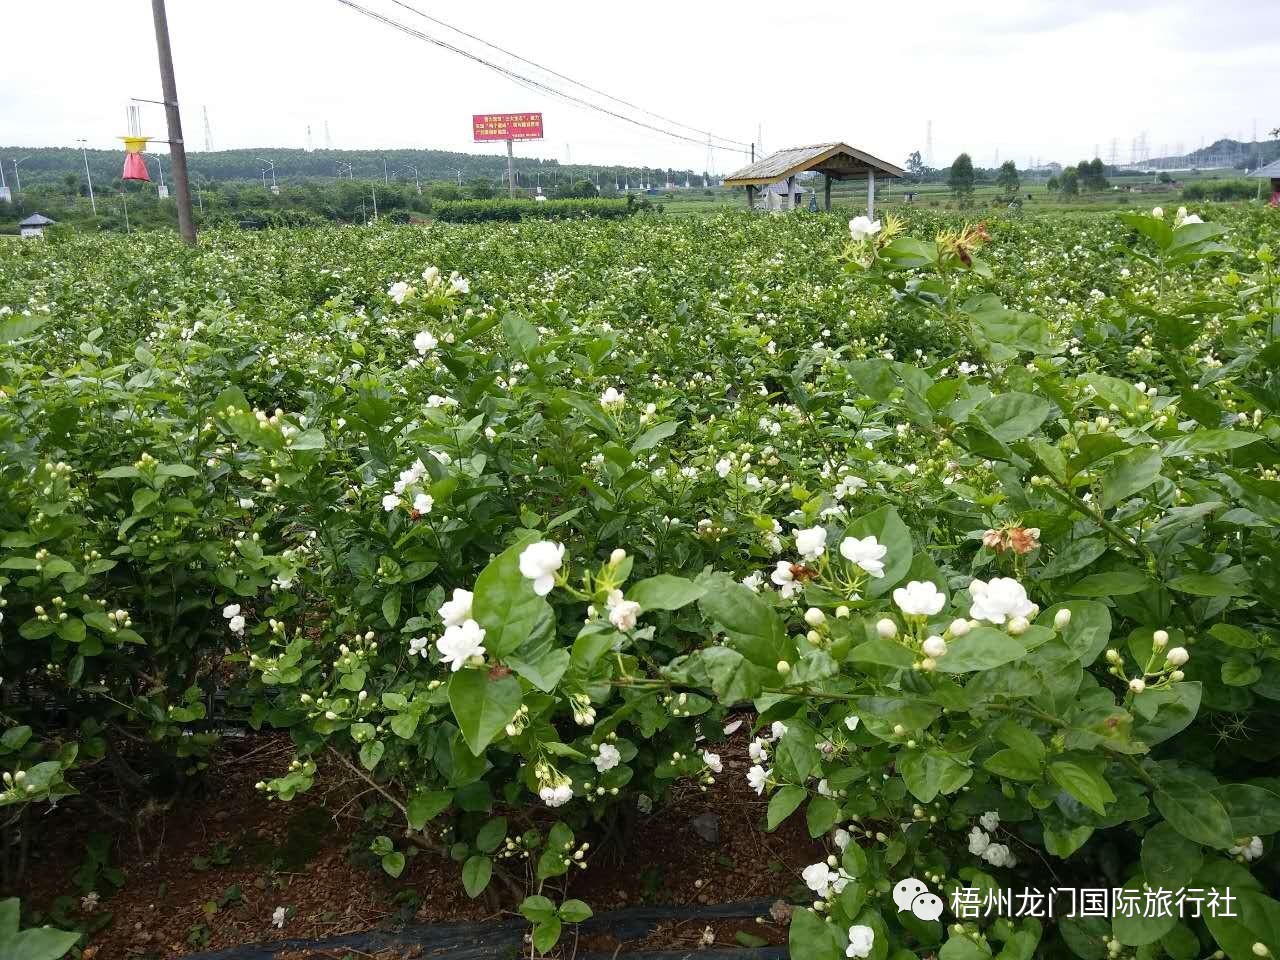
[968,811,1017,867]
[222,603,245,636]
[802,859,854,898]
[381,457,437,516]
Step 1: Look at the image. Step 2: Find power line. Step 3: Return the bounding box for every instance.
[385,0,749,151]
[332,0,750,155]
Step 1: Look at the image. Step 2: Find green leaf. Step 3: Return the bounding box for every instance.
[448,669,522,756]
[501,312,539,358]
[899,748,972,802]
[848,636,914,669]
[627,575,705,611]
[767,785,807,829]
[974,392,1053,442]
[558,899,593,923]
[1214,784,1280,837]
[462,855,493,898]
[806,795,840,837]
[0,927,81,960]
[532,917,562,954]
[1204,890,1280,960]
[631,420,679,453]
[1049,760,1115,815]
[358,740,385,771]
[380,851,405,878]
[475,817,508,853]
[697,575,790,668]
[1141,823,1204,892]
[1100,447,1162,509]
[519,895,557,923]
[0,312,51,343]
[1168,567,1251,598]
[1112,873,1176,946]
[984,749,1042,782]
[1154,772,1234,849]
[406,790,451,829]
[936,627,1027,673]
[788,907,846,960]
[471,536,552,657]
[843,506,913,595]
[381,589,401,628]
[1067,568,1152,597]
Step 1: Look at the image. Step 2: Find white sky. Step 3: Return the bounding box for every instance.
[2,0,1276,172]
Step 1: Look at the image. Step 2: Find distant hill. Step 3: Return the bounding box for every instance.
[1142,138,1280,171]
[0,145,713,190]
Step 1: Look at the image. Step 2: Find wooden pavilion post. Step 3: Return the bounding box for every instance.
[786,175,796,211]
[824,174,832,211]
[867,169,876,219]
[746,185,756,210]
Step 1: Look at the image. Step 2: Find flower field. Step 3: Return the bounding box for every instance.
[2,204,1279,960]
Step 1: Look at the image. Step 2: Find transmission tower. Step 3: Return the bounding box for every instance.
[325,121,332,150]
[306,125,313,152]
[1108,139,1119,166]
[925,120,934,168]
[202,106,214,152]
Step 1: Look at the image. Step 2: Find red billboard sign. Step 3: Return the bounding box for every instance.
[473,112,544,142]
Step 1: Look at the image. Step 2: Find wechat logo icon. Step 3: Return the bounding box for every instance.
[893,877,945,922]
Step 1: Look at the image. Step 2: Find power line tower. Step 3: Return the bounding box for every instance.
[925,119,934,168]
[306,125,313,152]
[202,106,214,152]
[324,121,332,150]
[1108,139,1119,166]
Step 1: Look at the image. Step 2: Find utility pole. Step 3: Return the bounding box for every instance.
[383,158,389,184]
[506,139,516,198]
[12,157,28,195]
[77,140,97,215]
[150,0,196,245]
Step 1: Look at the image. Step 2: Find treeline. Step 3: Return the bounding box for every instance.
[0,145,714,192]
[0,172,655,234]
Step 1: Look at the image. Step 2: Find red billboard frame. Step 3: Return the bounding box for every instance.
[473,112,544,142]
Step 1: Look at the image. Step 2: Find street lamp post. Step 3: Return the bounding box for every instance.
[401,164,421,195]
[255,157,277,192]
[148,153,167,195]
[77,139,97,214]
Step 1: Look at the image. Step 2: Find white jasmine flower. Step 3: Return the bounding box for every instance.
[222,603,241,620]
[702,751,723,773]
[413,330,438,355]
[795,526,827,560]
[979,810,1000,832]
[848,216,882,242]
[606,589,641,631]
[833,828,851,850]
[600,386,626,409]
[387,281,412,304]
[715,458,732,478]
[1166,646,1189,667]
[438,588,474,628]
[272,906,287,928]
[412,492,433,514]
[968,827,991,855]
[382,493,401,512]
[846,924,875,959]
[540,783,573,807]
[922,635,948,658]
[594,743,621,772]
[839,535,887,577]
[1230,836,1264,861]
[749,738,769,763]
[844,715,860,731]
[893,580,945,617]
[968,577,1035,624]
[746,764,769,795]
[803,862,838,895]
[770,561,800,598]
[408,635,430,658]
[519,541,565,596]
[982,843,1016,868]
[436,618,486,671]
[742,571,765,592]
[771,720,788,740]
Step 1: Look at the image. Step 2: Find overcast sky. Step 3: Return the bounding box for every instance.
[2,0,1276,172]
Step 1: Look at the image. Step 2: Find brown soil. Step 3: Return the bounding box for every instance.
[17,717,823,958]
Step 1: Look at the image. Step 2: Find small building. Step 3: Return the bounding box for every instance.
[724,142,904,216]
[1249,159,1280,205]
[755,179,811,212]
[19,213,56,238]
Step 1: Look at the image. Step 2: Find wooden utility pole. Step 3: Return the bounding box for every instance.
[151,0,197,246]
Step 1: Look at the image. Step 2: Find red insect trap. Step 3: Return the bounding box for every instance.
[121,140,151,182]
